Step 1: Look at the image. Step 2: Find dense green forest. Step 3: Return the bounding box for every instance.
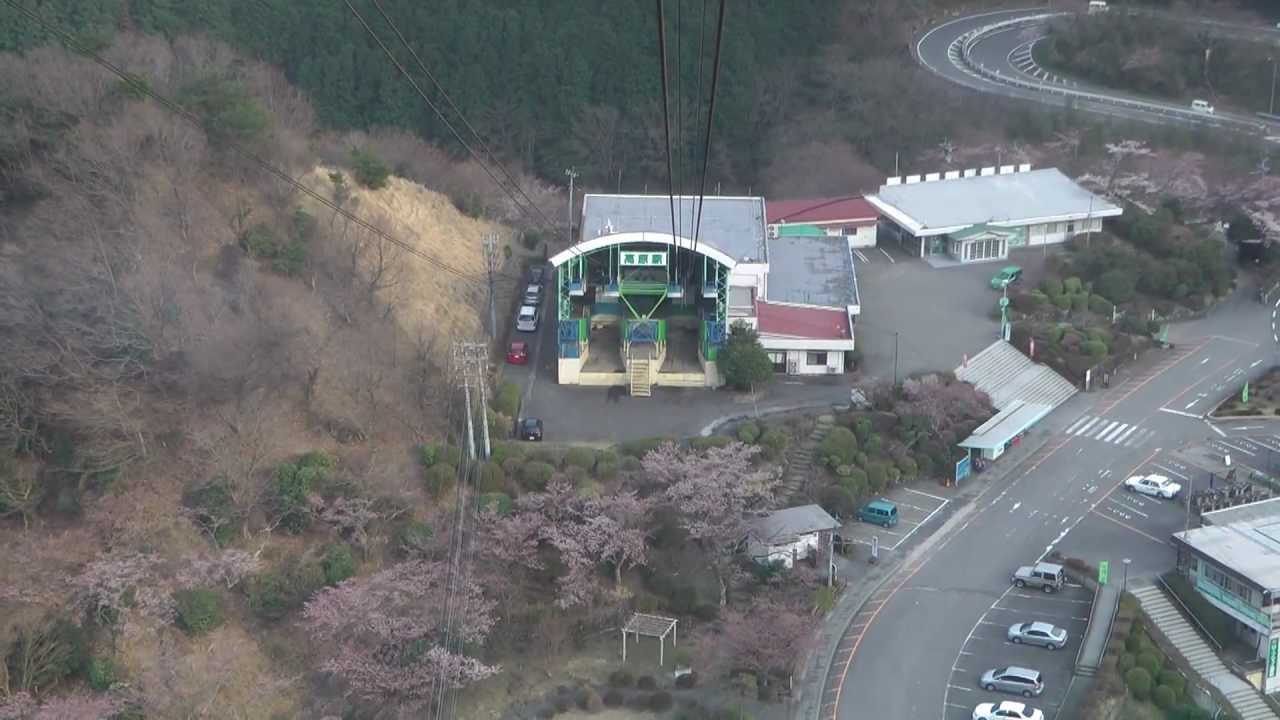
[1038,11,1278,112]
[0,0,838,190]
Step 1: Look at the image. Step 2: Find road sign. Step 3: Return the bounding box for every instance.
[1098,560,1110,585]
[955,455,972,484]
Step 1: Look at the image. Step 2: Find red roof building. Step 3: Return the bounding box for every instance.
[756,301,852,342]
[766,196,879,226]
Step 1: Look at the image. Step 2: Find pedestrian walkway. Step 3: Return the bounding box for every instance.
[1062,414,1158,448]
[1131,584,1279,720]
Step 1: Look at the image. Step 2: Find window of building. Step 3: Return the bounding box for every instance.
[806,351,827,366]
[768,352,786,373]
[1067,222,1076,233]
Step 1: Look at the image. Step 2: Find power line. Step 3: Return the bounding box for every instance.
[690,0,728,266]
[0,0,517,298]
[655,0,679,282]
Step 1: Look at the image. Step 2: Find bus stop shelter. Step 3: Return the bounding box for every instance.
[958,399,1052,462]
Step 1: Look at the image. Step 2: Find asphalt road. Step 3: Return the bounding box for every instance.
[915,7,1280,135]
[829,287,1280,720]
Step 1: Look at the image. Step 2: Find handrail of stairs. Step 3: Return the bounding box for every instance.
[1156,574,1222,651]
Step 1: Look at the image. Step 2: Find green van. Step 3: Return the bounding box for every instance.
[858,499,899,528]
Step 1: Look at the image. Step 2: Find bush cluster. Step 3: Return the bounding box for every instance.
[174,588,224,636]
[245,554,327,621]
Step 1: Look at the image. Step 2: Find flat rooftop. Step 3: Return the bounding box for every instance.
[766,196,878,226]
[1175,499,1280,591]
[764,234,858,310]
[580,194,767,263]
[867,168,1122,237]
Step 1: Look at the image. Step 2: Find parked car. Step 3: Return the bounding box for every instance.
[973,700,1044,720]
[515,305,540,332]
[1191,99,1215,114]
[1011,562,1065,593]
[1007,621,1068,649]
[1124,473,1182,499]
[519,417,543,442]
[990,265,1023,289]
[528,265,546,285]
[522,284,542,306]
[857,499,899,528]
[506,340,529,365]
[979,666,1044,697]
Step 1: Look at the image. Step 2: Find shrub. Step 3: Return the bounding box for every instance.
[86,656,118,691]
[914,453,935,478]
[1125,634,1146,654]
[759,427,789,459]
[637,675,657,691]
[1136,651,1162,676]
[1157,669,1185,698]
[1117,653,1136,672]
[394,520,433,555]
[521,461,556,490]
[1166,704,1212,720]
[272,452,335,533]
[603,689,624,707]
[690,435,733,451]
[1097,269,1137,304]
[563,447,597,472]
[424,463,458,497]
[1070,293,1088,312]
[174,588,224,636]
[183,479,243,546]
[609,670,635,688]
[1041,278,1064,297]
[1063,277,1083,294]
[863,434,883,455]
[1052,293,1072,311]
[1011,291,1044,312]
[840,467,869,496]
[349,147,390,189]
[594,450,620,479]
[578,687,604,712]
[1081,339,1108,360]
[492,381,521,418]
[675,671,698,689]
[489,441,525,467]
[1089,293,1114,315]
[565,466,591,489]
[649,692,673,711]
[852,417,873,442]
[621,456,643,472]
[479,462,506,493]
[736,421,761,444]
[1152,684,1177,709]
[866,462,890,493]
[817,427,859,469]
[246,556,326,621]
[634,593,660,613]
[618,436,675,458]
[478,492,513,515]
[4,618,87,694]
[896,456,918,479]
[1124,666,1152,700]
[818,485,856,518]
[321,544,356,585]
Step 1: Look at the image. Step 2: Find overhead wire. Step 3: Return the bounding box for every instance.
[0,0,530,302]
[655,0,679,285]
[689,0,728,265]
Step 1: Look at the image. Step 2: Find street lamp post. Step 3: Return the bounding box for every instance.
[1122,558,1132,593]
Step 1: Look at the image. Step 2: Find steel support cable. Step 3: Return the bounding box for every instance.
[366,0,566,241]
[424,374,467,719]
[689,0,727,267]
[444,455,484,720]
[0,0,520,297]
[680,0,710,285]
[431,386,476,720]
[655,0,680,293]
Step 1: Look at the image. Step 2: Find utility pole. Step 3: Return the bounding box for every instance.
[893,332,900,387]
[565,167,578,246]
[453,342,490,461]
[482,233,499,341]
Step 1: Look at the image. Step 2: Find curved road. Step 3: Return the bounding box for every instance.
[915,7,1280,135]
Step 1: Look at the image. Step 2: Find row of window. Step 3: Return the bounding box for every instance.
[766,351,830,370]
[958,238,1004,261]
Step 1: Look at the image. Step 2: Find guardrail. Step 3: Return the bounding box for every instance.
[951,14,1269,135]
[1073,581,1103,673]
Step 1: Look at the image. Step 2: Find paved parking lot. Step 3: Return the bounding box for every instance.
[839,485,951,553]
[853,246,1051,382]
[944,583,1094,720]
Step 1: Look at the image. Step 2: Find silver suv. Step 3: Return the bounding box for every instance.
[1011,562,1064,593]
[980,666,1044,697]
[1007,621,1068,649]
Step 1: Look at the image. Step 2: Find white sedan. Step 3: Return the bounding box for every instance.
[973,701,1044,720]
[1124,474,1182,499]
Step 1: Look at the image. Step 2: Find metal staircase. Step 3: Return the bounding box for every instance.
[629,358,651,397]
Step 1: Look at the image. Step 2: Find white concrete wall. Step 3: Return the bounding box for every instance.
[757,533,821,568]
[844,224,878,248]
[785,349,844,376]
[1026,217,1103,247]
[731,262,768,290]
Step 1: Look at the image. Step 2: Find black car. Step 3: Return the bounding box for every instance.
[519,417,543,441]
[528,265,546,284]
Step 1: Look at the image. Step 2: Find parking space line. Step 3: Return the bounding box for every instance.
[887,498,949,550]
[1008,593,1093,604]
[1089,509,1170,546]
[992,605,1086,619]
[947,684,973,692]
[1219,440,1256,457]
[946,703,971,710]
[903,487,949,503]
[1150,462,1189,481]
[853,249,870,263]
[1106,500,1149,518]
[878,247,895,263]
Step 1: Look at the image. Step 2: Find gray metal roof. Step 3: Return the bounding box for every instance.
[959,399,1053,450]
[764,234,859,309]
[1174,508,1280,591]
[752,504,839,544]
[869,168,1122,236]
[580,194,767,263]
[955,340,1077,411]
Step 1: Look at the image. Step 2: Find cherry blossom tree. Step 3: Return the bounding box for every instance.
[318,496,381,552]
[175,548,262,590]
[898,376,992,435]
[719,597,815,680]
[643,442,779,606]
[1105,139,1153,192]
[0,692,128,720]
[67,554,173,626]
[303,559,498,709]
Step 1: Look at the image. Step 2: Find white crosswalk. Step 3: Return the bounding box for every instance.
[1063,415,1157,447]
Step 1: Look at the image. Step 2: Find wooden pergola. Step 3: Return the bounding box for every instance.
[621,612,678,666]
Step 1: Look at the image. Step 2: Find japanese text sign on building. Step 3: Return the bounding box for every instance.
[621,251,666,267]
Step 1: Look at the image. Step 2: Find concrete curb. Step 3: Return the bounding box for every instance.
[698,400,842,437]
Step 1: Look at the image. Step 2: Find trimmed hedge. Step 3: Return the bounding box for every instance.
[1124,667,1152,701]
[1152,685,1177,709]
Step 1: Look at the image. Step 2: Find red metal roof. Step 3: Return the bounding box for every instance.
[756,301,851,341]
[766,196,879,226]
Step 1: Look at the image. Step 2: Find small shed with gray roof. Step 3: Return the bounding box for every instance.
[748,504,839,569]
[955,341,1077,462]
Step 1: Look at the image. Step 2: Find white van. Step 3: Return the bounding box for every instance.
[1088,1,1108,13]
[1191,99,1215,114]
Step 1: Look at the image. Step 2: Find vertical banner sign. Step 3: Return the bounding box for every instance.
[1269,637,1278,680]
[955,455,972,484]
[1029,337,1035,359]
[1244,382,1250,405]
[1098,560,1110,586]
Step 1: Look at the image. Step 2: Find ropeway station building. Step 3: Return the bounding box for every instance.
[550,194,860,397]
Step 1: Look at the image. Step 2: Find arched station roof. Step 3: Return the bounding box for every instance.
[549,231,737,270]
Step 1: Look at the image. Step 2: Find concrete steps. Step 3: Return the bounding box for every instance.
[1131,585,1279,720]
[629,359,651,397]
[776,415,834,506]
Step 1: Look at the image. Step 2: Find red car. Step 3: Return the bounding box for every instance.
[506,341,529,365]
